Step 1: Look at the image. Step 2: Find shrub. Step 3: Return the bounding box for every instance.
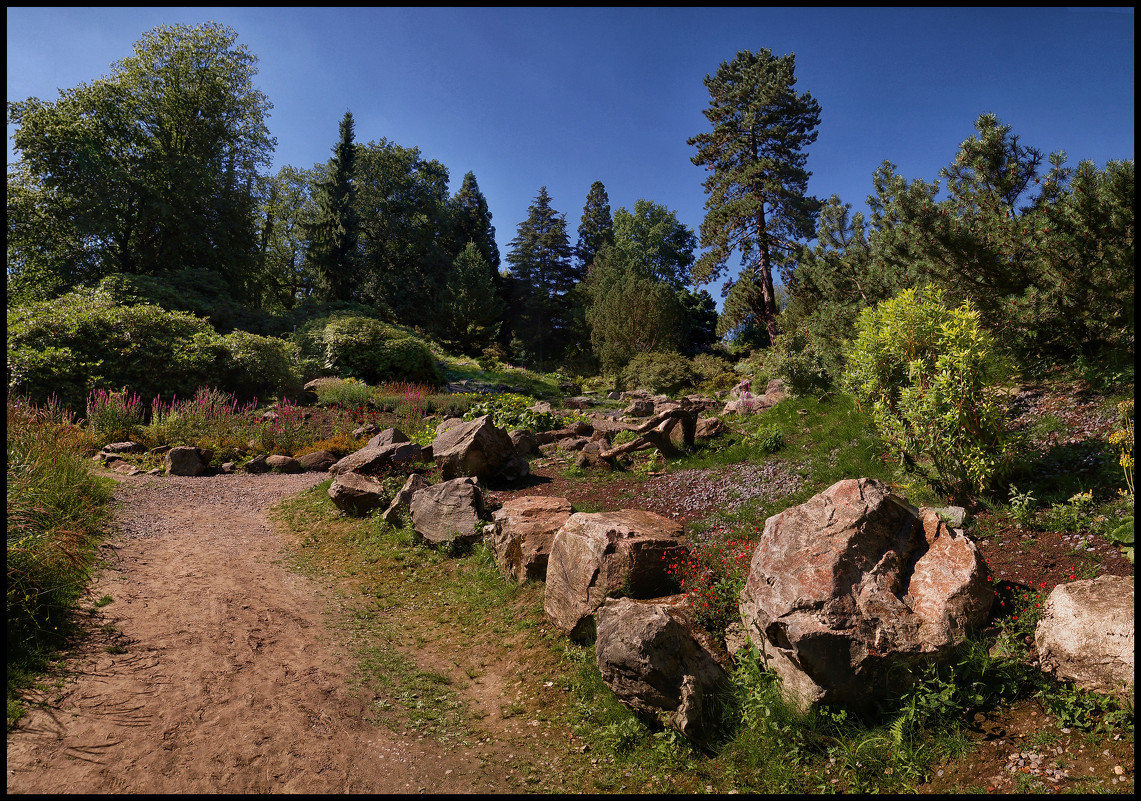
[8,289,221,415]
[145,386,256,449]
[619,351,697,395]
[86,388,145,446]
[314,378,375,409]
[217,330,305,402]
[304,315,443,387]
[842,286,1020,499]
[463,392,557,432]
[666,523,760,637]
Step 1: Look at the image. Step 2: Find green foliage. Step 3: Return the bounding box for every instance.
[146,386,256,451]
[1106,517,1134,564]
[314,377,375,409]
[434,242,505,355]
[7,22,273,304]
[576,180,614,271]
[462,392,557,432]
[8,396,114,692]
[585,249,686,375]
[307,315,442,387]
[305,111,360,303]
[217,330,305,401]
[619,351,697,395]
[7,289,222,414]
[610,200,696,290]
[1006,485,1038,529]
[842,286,1020,499]
[667,523,759,636]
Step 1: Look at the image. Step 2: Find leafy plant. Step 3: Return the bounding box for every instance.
[666,523,759,636]
[463,392,557,432]
[842,286,1021,500]
[1105,516,1134,564]
[85,388,146,445]
[1007,485,1037,529]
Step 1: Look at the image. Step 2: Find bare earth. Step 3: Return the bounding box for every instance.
[5,472,494,794]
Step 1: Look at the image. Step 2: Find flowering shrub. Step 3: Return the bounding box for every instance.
[251,397,311,456]
[147,386,256,448]
[666,524,759,635]
[86,388,145,445]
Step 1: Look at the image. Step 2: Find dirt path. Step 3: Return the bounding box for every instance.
[6,472,495,794]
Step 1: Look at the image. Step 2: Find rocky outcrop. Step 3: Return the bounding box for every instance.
[1035,575,1134,699]
[739,477,992,710]
[543,509,688,641]
[410,477,485,546]
[433,415,527,483]
[595,595,729,745]
[488,496,574,583]
[723,378,787,415]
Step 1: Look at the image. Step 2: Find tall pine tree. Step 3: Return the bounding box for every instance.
[305,111,360,303]
[505,187,575,368]
[688,48,822,345]
[450,171,500,277]
[576,180,614,273]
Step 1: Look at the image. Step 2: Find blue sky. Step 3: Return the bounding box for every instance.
[7,7,1135,302]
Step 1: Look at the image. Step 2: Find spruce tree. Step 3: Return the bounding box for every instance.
[688,48,822,345]
[435,241,505,355]
[450,171,500,278]
[305,111,360,302]
[576,180,614,273]
[505,187,575,368]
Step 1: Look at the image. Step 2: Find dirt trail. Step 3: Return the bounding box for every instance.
[6,472,493,794]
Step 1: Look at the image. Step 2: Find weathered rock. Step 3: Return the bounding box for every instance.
[328,471,395,517]
[435,417,464,437]
[574,450,612,472]
[564,396,596,410]
[244,454,271,474]
[164,446,212,476]
[624,399,655,417]
[544,509,688,641]
[432,415,522,482]
[381,473,431,525]
[353,423,380,439]
[102,441,145,454]
[723,378,787,415]
[297,449,338,472]
[366,428,410,449]
[410,477,485,546]
[488,496,574,583]
[595,595,730,744]
[1035,575,1134,699]
[739,477,992,710]
[329,441,422,476]
[265,454,303,473]
[109,460,141,475]
[508,429,540,458]
[695,417,728,439]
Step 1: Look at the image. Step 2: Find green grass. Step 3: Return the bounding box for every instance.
[7,396,115,730]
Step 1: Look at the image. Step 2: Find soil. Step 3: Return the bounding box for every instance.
[6,379,1135,794]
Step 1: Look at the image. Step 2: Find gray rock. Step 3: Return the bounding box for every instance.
[297,449,338,472]
[329,441,422,476]
[366,427,411,449]
[328,471,395,517]
[432,415,520,482]
[1035,575,1134,699]
[410,477,485,546]
[244,454,271,474]
[164,446,212,476]
[265,454,303,473]
[381,473,431,525]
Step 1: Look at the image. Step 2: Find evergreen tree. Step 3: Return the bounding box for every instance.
[576,180,614,273]
[450,171,500,278]
[505,187,575,368]
[435,241,505,355]
[304,111,360,303]
[688,47,822,345]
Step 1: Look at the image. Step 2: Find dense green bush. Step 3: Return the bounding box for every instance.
[298,314,443,387]
[619,351,697,395]
[842,286,1020,499]
[217,330,305,402]
[7,289,222,414]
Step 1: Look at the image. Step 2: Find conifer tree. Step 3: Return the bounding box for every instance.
[450,171,500,280]
[505,187,575,368]
[689,48,822,345]
[576,180,614,273]
[435,241,504,355]
[305,111,360,302]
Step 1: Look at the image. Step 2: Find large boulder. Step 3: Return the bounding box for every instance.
[544,509,688,641]
[432,415,525,482]
[739,477,992,710]
[366,427,411,449]
[328,471,396,516]
[595,595,730,745]
[329,441,422,476]
[381,473,430,525]
[1035,575,1134,699]
[265,454,302,473]
[410,477,486,546]
[723,378,787,415]
[164,446,213,476]
[488,496,574,583]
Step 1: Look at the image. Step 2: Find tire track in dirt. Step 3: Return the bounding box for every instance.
[6,472,498,794]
